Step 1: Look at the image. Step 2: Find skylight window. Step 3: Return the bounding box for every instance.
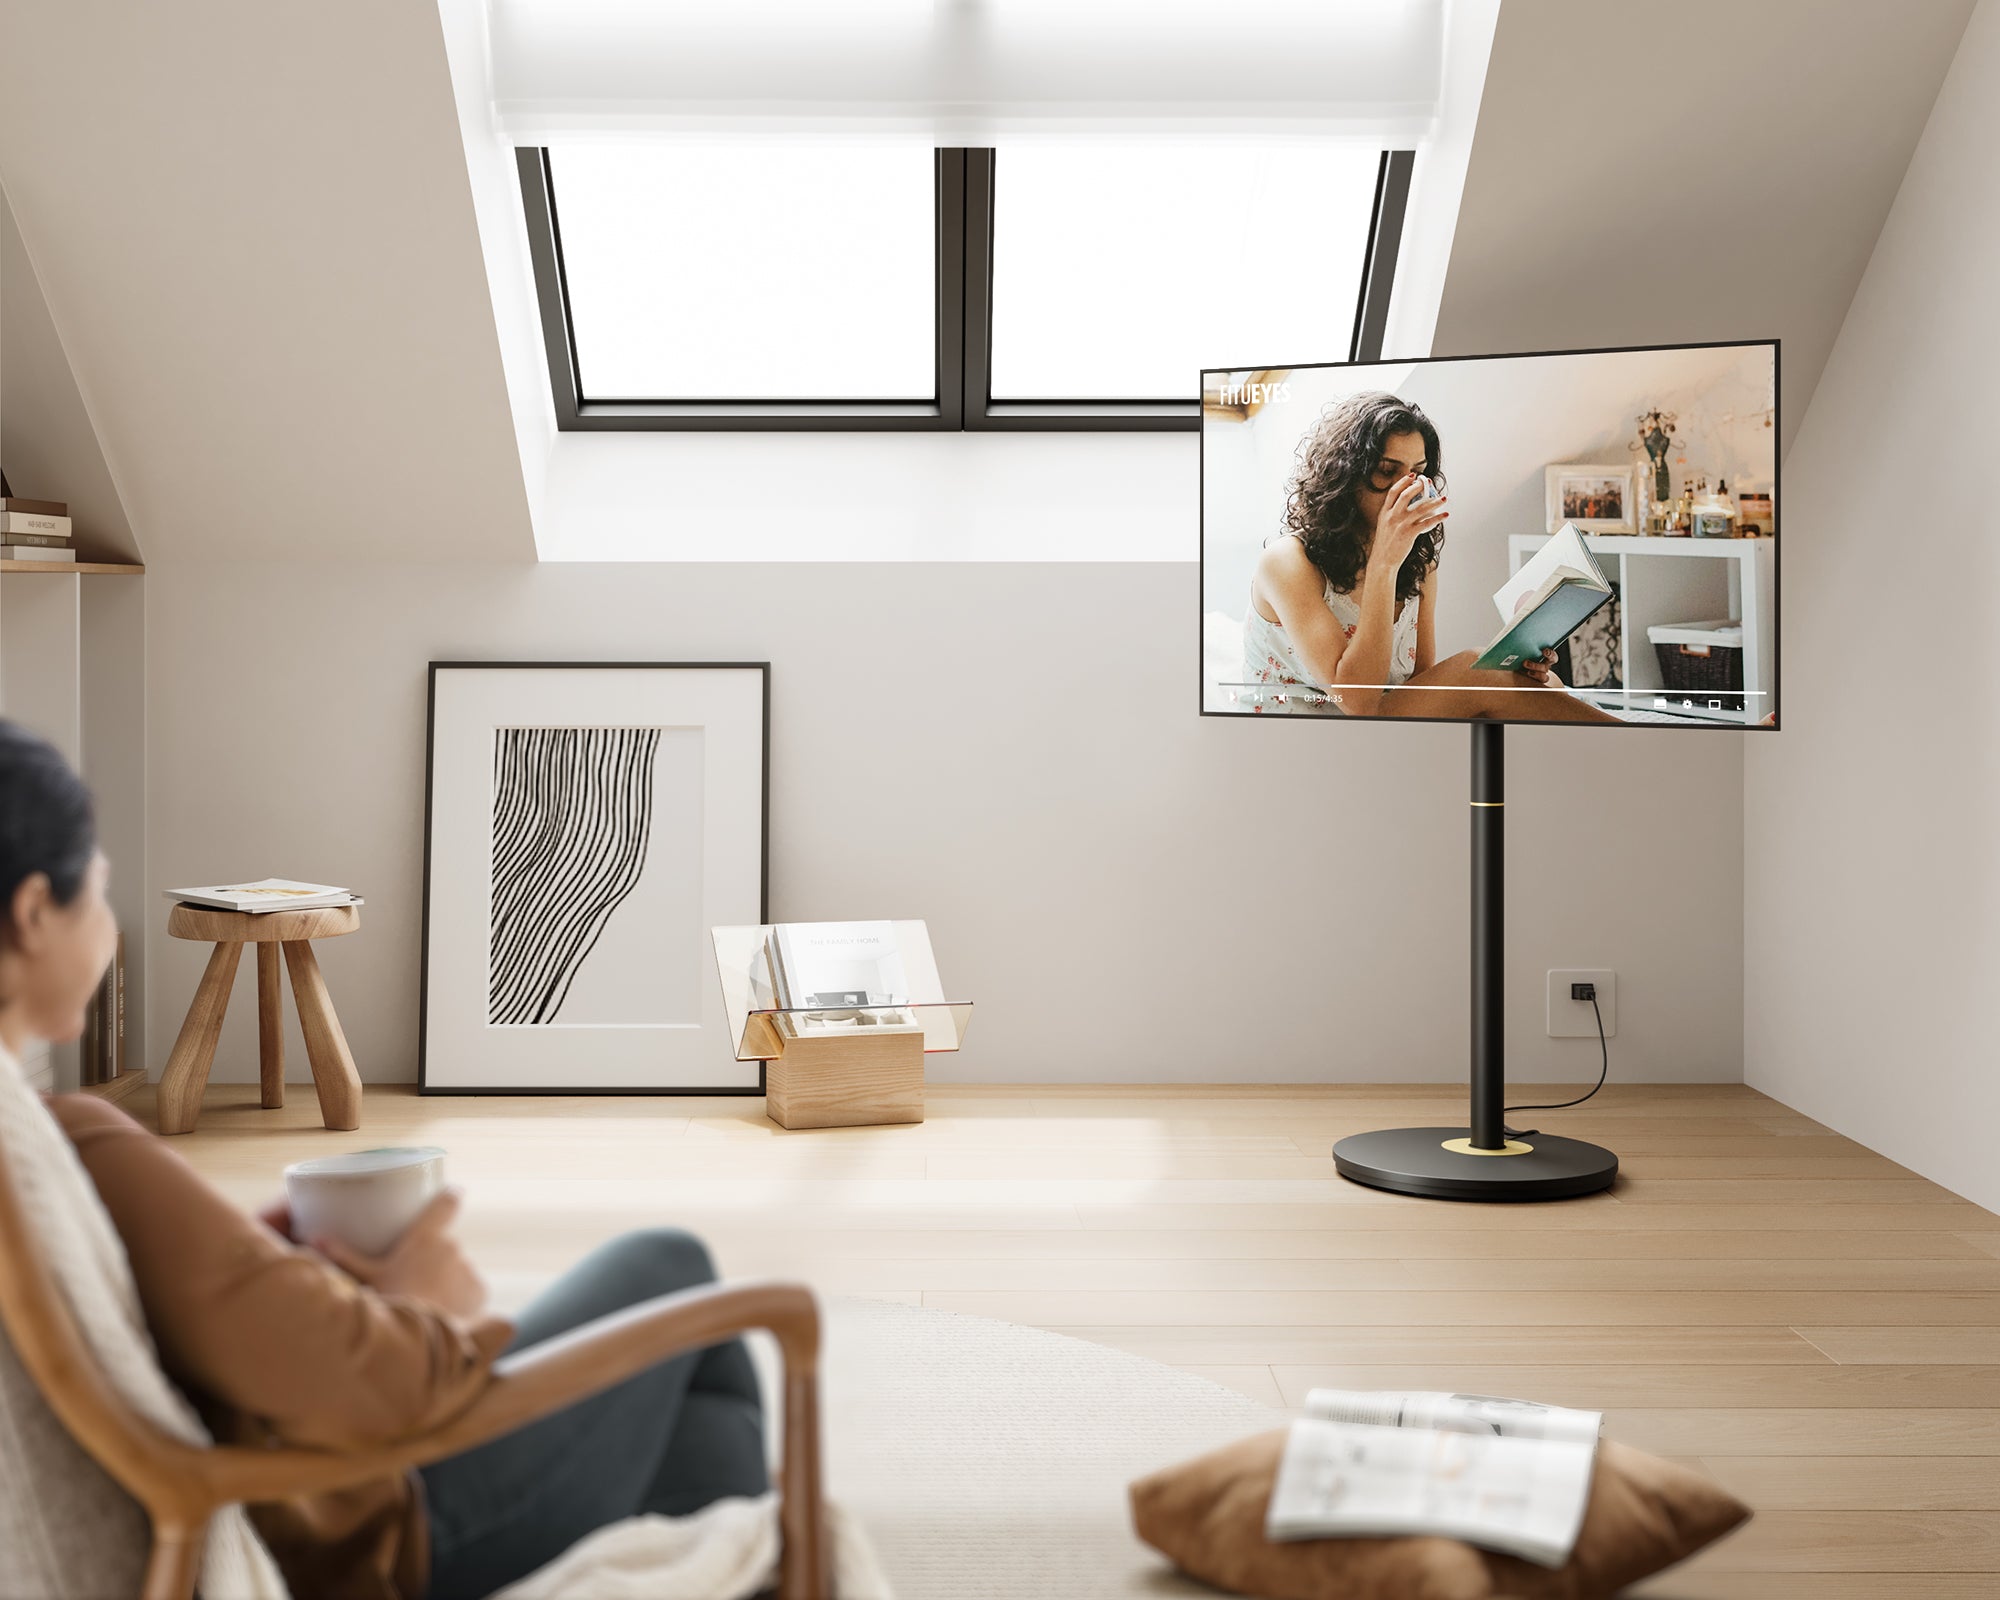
[519,144,1409,430]
[987,142,1381,403]
[547,144,937,403]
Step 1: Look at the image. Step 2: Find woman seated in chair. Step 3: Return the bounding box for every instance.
[0,721,768,1600]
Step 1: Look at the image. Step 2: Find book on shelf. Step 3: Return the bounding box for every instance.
[112,931,125,1081]
[770,920,909,1010]
[163,878,362,914]
[78,934,125,1087]
[0,511,72,540]
[1473,522,1615,671]
[0,497,68,519]
[82,977,101,1087]
[0,546,77,564]
[109,931,125,1082]
[1264,1389,1604,1568]
[0,529,72,548]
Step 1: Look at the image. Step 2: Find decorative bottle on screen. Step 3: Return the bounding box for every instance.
[1633,407,1677,506]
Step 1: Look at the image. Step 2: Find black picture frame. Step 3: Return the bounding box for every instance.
[417,660,771,1096]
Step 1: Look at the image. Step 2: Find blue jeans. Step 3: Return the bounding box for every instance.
[418,1229,769,1600]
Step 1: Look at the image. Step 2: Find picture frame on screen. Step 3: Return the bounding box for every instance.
[1200,339,1779,730]
[1544,462,1637,535]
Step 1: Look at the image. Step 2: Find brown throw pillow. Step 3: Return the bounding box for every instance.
[1130,1429,1750,1600]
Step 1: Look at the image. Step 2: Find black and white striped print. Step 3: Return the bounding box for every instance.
[489,726,662,1025]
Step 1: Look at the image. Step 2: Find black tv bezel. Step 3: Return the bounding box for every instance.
[1197,336,1781,732]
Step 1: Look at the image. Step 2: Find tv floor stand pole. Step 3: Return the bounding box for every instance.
[1331,721,1619,1201]
[1469,717,1505,1150]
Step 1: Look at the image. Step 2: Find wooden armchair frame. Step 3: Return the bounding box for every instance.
[0,1138,829,1600]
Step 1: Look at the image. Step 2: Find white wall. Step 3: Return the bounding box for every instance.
[147,559,1745,1088]
[538,429,1198,563]
[1745,0,2000,1212]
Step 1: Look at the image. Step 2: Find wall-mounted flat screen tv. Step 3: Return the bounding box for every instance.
[1200,340,1778,728]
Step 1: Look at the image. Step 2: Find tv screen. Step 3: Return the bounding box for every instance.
[1200,340,1778,728]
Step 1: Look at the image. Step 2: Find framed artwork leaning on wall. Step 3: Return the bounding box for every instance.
[419,661,769,1093]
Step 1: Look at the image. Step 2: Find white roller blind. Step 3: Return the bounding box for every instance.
[489,0,1444,142]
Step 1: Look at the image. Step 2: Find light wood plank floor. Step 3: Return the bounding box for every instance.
[137,1080,2000,1599]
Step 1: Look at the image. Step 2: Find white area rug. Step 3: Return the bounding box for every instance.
[750,1296,1287,1600]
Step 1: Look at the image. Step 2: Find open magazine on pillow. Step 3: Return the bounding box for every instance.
[1265,1389,1604,1567]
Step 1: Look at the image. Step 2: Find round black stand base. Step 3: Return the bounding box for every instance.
[1332,1127,1618,1202]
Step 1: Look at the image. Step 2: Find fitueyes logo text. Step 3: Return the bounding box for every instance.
[1216,378,1290,405]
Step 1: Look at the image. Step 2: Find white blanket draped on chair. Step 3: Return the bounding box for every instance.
[0,1047,287,1599]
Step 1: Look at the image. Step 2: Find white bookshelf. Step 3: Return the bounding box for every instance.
[0,564,147,1093]
[1508,534,1776,725]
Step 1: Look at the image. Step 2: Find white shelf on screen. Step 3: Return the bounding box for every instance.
[1507,534,1775,725]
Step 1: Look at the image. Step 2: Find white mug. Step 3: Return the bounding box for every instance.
[283,1146,447,1257]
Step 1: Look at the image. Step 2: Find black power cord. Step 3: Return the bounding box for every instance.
[1504,986,1609,1139]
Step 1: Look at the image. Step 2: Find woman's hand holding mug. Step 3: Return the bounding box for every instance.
[1369,474,1448,576]
[310,1188,490,1320]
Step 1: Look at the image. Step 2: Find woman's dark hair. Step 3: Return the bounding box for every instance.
[1281,390,1445,608]
[0,720,96,939]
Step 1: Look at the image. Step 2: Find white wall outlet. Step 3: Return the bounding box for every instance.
[1547,970,1617,1038]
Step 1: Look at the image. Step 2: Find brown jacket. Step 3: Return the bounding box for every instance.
[49,1094,514,1600]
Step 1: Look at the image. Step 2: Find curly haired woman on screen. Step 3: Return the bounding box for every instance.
[1241,390,1619,722]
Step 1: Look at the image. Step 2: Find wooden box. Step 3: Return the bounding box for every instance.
[764,1026,925,1131]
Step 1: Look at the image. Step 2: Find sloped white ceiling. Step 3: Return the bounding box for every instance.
[0,0,1979,566]
[1,185,140,565]
[0,1,534,562]
[1433,0,1977,459]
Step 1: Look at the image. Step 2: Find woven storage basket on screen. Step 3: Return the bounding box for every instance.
[1653,639,1744,709]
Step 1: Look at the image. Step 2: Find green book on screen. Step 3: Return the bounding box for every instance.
[1473,522,1614,671]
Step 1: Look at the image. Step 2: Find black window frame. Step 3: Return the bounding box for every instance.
[519,145,1413,432]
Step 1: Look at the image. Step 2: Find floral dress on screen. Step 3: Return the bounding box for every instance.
[1238,532,1419,714]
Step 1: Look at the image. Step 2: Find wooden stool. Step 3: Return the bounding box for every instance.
[156,903,364,1136]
